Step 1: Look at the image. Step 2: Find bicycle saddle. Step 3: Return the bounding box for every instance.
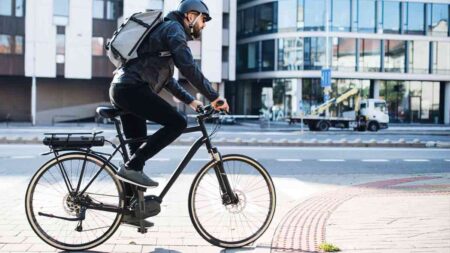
[96,106,125,119]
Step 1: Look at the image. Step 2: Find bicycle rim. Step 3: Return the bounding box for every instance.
[189,154,276,248]
[25,153,124,251]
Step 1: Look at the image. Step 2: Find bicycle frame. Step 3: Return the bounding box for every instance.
[63,113,238,214]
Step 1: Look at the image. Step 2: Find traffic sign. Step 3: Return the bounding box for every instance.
[321,68,331,87]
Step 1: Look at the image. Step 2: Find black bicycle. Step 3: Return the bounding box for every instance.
[25,104,276,251]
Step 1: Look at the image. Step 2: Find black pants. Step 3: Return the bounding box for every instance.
[109,82,187,171]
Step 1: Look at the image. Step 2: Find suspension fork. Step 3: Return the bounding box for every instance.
[210,147,238,204]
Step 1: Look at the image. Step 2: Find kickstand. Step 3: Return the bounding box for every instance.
[136,187,147,233]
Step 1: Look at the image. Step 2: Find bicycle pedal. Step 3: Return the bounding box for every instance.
[136,186,147,192]
[138,227,148,233]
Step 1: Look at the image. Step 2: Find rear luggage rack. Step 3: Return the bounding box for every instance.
[43,132,105,149]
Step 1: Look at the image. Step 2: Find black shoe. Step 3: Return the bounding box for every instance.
[122,214,154,228]
[116,165,159,188]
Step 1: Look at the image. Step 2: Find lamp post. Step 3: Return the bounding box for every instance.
[31,0,37,126]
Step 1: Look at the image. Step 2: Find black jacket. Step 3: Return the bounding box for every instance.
[112,11,219,104]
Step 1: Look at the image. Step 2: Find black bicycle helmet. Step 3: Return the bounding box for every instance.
[178,0,212,21]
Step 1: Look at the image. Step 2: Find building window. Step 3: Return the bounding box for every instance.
[428,4,449,36]
[262,40,275,71]
[243,7,255,35]
[54,0,69,17]
[331,0,351,32]
[223,13,229,29]
[278,0,297,32]
[302,79,324,113]
[359,39,380,72]
[247,42,259,71]
[92,37,104,56]
[93,0,104,19]
[14,35,23,54]
[303,0,326,31]
[0,34,23,54]
[237,42,259,73]
[0,34,13,54]
[380,81,441,123]
[56,34,65,63]
[408,41,429,74]
[222,47,229,62]
[405,2,425,35]
[384,40,405,73]
[106,0,122,20]
[332,38,356,72]
[15,0,24,17]
[432,41,450,75]
[0,0,12,16]
[255,2,276,33]
[278,38,303,71]
[382,1,400,34]
[358,0,376,33]
[304,37,326,70]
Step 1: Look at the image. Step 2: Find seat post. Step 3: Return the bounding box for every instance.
[111,117,130,162]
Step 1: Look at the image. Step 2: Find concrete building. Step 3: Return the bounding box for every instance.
[232,0,450,124]
[0,0,236,124]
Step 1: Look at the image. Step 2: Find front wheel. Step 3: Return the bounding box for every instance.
[188,154,276,248]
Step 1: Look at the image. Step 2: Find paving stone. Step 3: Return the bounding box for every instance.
[0,243,32,252]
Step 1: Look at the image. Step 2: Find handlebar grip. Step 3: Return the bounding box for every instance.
[215,100,225,107]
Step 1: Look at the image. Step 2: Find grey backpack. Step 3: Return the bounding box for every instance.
[105,10,170,68]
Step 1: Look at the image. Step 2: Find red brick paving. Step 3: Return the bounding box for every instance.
[270,176,450,253]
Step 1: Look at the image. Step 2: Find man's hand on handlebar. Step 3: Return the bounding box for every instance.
[189,100,204,111]
[211,97,229,113]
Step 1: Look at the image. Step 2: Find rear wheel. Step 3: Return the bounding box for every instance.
[317,121,330,131]
[188,155,276,248]
[25,153,124,251]
[368,122,379,132]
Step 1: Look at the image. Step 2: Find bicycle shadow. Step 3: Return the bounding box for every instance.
[59,248,175,253]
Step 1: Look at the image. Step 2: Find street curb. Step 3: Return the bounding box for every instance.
[1,136,449,148]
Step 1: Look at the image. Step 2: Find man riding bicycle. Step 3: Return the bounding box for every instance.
[109,0,229,224]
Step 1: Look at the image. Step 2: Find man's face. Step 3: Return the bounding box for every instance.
[186,12,207,39]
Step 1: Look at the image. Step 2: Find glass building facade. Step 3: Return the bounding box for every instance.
[234,0,450,124]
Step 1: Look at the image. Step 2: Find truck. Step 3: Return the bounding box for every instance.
[289,88,389,132]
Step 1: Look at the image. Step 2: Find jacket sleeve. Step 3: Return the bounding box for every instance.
[165,23,219,102]
[164,78,195,104]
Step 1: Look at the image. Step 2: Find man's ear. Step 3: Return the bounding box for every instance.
[185,13,193,23]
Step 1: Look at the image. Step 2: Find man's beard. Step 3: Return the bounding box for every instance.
[192,25,202,39]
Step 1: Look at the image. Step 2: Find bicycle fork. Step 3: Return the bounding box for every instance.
[210,148,238,205]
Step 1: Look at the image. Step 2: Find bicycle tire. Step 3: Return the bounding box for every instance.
[188,154,276,248]
[25,152,124,251]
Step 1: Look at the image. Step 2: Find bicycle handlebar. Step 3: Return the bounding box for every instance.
[196,100,228,118]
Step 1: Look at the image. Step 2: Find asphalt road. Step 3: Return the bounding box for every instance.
[1,145,449,179]
[1,123,450,143]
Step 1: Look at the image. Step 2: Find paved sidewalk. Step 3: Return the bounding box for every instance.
[0,171,449,252]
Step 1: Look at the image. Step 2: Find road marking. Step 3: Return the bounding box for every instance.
[318,159,345,162]
[192,158,211,161]
[10,155,35,159]
[152,158,170,161]
[403,159,429,162]
[362,159,389,162]
[276,159,302,162]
